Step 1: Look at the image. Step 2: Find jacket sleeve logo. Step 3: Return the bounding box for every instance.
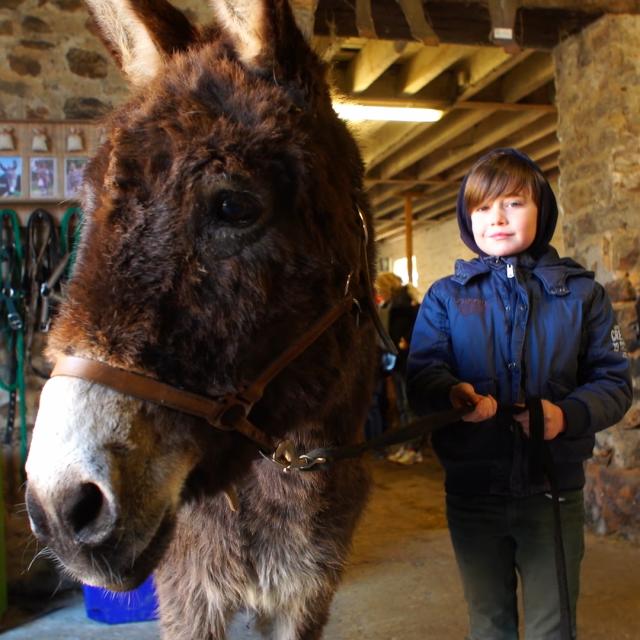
[611,324,627,357]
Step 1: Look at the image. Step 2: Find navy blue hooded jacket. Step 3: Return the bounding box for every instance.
[407,150,632,496]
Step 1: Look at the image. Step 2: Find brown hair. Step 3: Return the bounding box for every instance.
[463,150,546,214]
[375,272,402,302]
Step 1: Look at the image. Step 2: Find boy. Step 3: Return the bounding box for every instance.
[407,148,631,639]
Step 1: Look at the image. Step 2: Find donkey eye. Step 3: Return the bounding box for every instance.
[214,190,263,227]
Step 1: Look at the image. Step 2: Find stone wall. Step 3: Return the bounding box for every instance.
[554,14,640,541]
[0,0,210,120]
[0,1,316,121]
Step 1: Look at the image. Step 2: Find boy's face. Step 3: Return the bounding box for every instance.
[470,191,538,257]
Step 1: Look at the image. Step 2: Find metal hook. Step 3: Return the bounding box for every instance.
[261,440,328,473]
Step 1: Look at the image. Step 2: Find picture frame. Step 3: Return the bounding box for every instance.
[30,156,58,198]
[64,156,88,199]
[379,257,390,272]
[0,156,23,198]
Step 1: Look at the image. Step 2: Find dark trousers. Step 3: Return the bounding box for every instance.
[446,491,585,640]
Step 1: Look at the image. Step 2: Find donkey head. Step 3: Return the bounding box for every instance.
[25,0,373,590]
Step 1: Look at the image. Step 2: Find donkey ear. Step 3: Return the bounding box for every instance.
[85,0,198,86]
[209,0,310,76]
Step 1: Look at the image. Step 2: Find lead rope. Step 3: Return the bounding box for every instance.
[528,397,573,640]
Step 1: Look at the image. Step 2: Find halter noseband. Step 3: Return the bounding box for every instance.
[49,207,394,472]
[51,291,356,470]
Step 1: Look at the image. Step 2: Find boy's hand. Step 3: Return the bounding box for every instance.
[450,382,497,422]
[512,399,567,440]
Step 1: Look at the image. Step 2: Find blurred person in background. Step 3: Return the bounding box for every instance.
[374,272,422,464]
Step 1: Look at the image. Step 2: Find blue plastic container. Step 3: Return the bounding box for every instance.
[82,575,159,624]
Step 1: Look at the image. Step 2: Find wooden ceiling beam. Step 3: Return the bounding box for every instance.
[346,40,410,92]
[457,49,533,101]
[333,66,456,108]
[355,0,376,38]
[455,101,555,112]
[520,133,560,160]
[361,122,432,169]
[396,0,439,45]
[363,50,552,179]
[439,113,557,180]
[365,177,454,188]
[398,44,472,95]
[373,177,458,219]
[416,110,547,181]
[488,0,521,50]
[376,110,559,217]
[368,48,554,200]
[314,1,603,49]
[373,108,494,184]
[522,0,634,8]
[497,112,557,148]
[376,183,459,221]
[500,51,554,103]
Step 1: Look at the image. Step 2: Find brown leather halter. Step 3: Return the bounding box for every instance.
[50,208,394,472]
[51,292,357,470]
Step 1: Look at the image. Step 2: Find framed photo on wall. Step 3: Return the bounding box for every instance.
[0,156,23,198]
[30,156,57,198]
[65,157,88,199]
[379,257,390,272]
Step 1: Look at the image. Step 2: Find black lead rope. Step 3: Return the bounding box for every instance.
[527,397,573,640]
[292,407,468,470]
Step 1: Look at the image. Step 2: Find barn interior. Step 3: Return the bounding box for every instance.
[0,1,639,638]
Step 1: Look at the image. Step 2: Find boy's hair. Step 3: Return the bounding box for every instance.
[463,150,547,215]
[456,148,558,257]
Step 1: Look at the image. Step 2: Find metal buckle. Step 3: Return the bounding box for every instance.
[263,440,327,473]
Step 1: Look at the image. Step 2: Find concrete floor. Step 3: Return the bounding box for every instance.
[2,452,640,639]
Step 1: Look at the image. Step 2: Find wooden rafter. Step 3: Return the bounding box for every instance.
[376,124,560,235]
[355,0,376,38]
[488,0,521,50]
[399,44,472,95]
[347,40,409,92]
[314,0,603,49]
[395,0,439,45]
[365,51,555,206]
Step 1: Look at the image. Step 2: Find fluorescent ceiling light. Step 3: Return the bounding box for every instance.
[333,103,443,123]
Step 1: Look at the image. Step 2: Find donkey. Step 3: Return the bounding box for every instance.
[24,1,378,638]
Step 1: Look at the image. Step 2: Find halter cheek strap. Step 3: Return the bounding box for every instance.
[50,292,356,462]
[49,206,397,472]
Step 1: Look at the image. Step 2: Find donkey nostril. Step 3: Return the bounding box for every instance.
[26,485,51,540]
[65,482,106,537]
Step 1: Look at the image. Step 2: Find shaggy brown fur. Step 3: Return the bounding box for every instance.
[26,2,377,638]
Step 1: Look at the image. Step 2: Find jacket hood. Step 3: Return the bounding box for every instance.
[456,148,558,257]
